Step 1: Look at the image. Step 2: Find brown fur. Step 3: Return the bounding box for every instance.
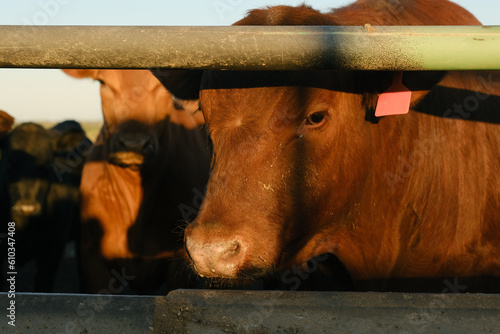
[64,70,210,294]
[179,0,500,292]
[0,110,14,136]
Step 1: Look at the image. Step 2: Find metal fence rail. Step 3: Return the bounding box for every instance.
[2,290,500,333]
[0,25,499,70]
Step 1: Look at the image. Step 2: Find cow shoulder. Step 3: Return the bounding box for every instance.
[234,4,334,25]
[330,0,481,26]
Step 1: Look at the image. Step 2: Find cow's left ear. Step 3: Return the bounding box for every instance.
[401,71,448,105]
[360,70,447,116]
[151,69,203,100]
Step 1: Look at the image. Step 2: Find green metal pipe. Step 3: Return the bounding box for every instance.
[0,25,499,70]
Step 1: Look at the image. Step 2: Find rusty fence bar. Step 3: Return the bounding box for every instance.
[1,290,500,333]
[0,25,499,70]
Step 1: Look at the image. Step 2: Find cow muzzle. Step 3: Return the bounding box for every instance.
[11,200,42,217]
[108,131,158,168]
[184,235,246,278]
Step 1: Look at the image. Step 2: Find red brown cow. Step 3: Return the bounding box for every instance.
[154,0,500,292]
[64,70,210,294]
[0,110,14,136]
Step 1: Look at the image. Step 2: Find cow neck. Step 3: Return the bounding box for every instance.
[106,160,142,221]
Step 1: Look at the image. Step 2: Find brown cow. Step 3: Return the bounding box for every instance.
[154,0,500,292]
[0,110,14,136]
[64,70,210,294]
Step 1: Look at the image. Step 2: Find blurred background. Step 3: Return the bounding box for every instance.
[0,0,497,140]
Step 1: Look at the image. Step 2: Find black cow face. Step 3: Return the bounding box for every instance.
[5,123,53,230]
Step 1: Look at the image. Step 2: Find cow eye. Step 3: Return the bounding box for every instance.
[97,79,105,85]
[305,111,327,127]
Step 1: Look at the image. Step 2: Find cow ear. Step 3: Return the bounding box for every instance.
[62,69,98,79]
[402,71,448,103]
[151,69,203,100]
[360,70,447,112]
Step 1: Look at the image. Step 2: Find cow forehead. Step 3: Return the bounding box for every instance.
[200,70,358,92]
[99,70,173,125]
[98,70,159,88]
[199,70,362,121]
[202,85,330,112]
[200,83,337,132]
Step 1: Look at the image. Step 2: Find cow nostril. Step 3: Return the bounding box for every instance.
[142,139,151,150]
[113,136,129,151]
[116,137,127,149]
[219,241,240,261]
[141,138,154,153]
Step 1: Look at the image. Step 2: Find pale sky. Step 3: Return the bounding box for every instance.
[0,0,498,122]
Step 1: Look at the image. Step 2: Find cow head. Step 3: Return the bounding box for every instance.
[182,70,419,280]
[49,120,92,182]
[6,123,53,228]
[173,70,450,281]
[153,1,481,282]
[63,69,203,169]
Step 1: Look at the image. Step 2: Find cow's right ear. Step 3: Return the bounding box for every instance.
[62,69,98,79]
[151,69,203,100]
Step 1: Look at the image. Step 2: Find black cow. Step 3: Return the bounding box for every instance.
[0,111,14,254]
[1,121,91,292]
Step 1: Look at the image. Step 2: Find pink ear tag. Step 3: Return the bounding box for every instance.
[375,71,411,117]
